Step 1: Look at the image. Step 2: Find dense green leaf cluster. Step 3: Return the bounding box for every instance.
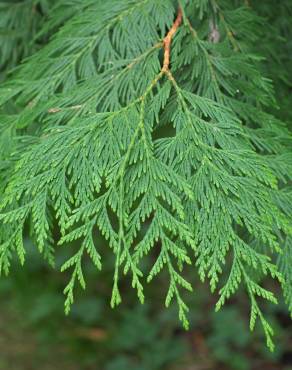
[0,0,291,350]
[0,0,50,76]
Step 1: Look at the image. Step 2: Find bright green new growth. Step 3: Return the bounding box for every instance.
[0,0,291,351]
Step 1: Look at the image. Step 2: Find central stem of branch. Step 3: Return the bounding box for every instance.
[162,7,183,72]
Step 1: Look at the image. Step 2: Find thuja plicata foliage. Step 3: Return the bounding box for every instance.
[0,0,291,350]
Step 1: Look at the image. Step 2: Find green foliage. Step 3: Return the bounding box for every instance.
[0,0,51,76]
[0,0,291,351]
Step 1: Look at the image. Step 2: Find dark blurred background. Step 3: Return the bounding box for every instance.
[0,241,291,370]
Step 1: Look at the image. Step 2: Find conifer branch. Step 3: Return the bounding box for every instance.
[0,0,291,349]
[184,17,223,102]
[211,0,240,51]
[162,7,183,72]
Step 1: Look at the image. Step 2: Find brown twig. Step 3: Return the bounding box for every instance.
[48,8,183,114]
[162,7,183,73]
[48,105,83,114]
[209,19,220,43]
